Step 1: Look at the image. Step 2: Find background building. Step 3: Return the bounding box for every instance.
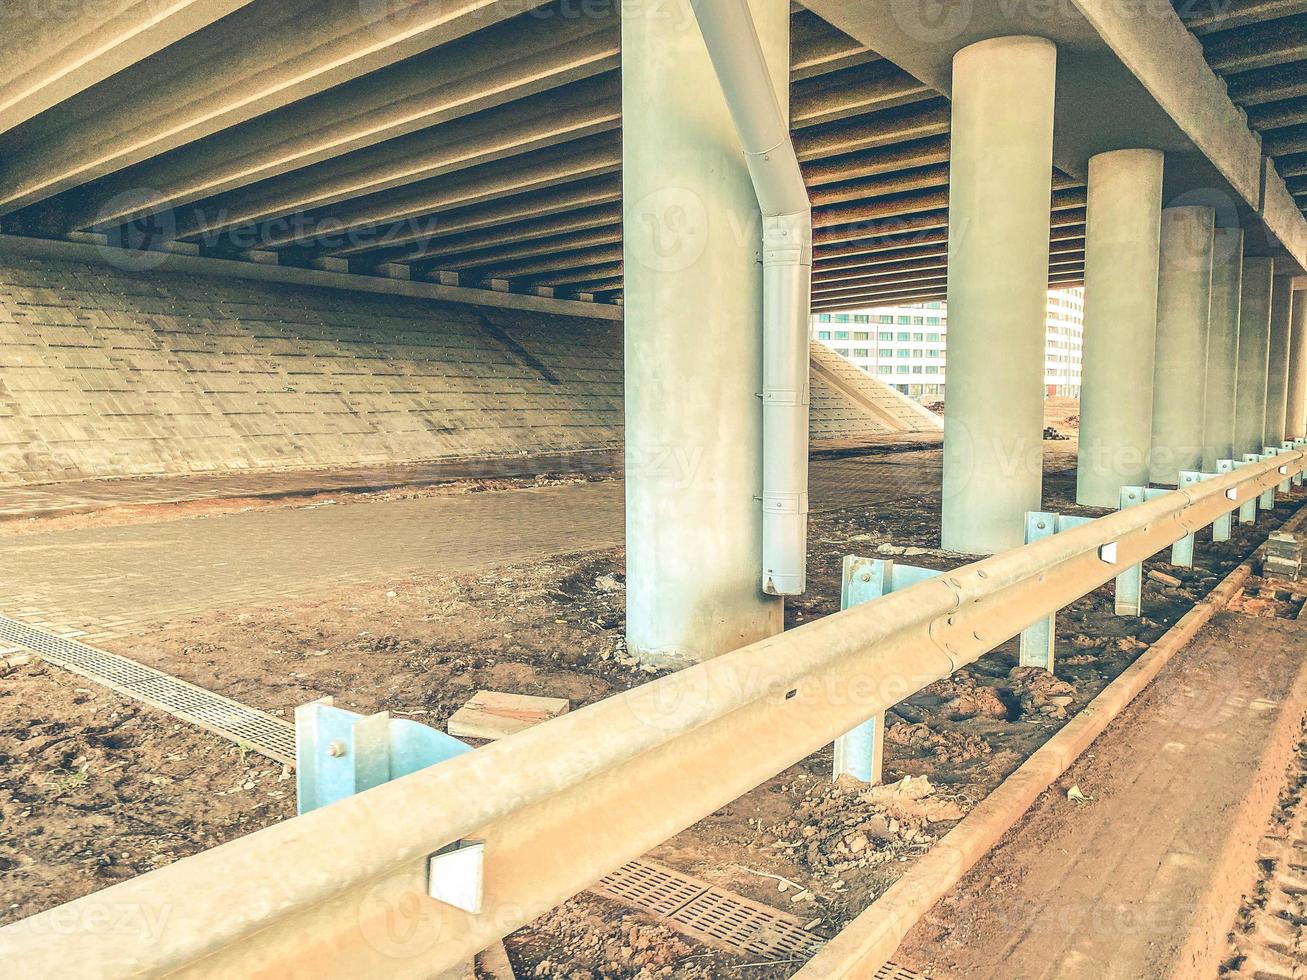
[813,288,1085,401]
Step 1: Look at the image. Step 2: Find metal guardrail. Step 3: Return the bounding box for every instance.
[1,448,1303,979]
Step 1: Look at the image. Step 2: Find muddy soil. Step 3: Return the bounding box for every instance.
[1221,720,1307,977]
[1,453,1301,978]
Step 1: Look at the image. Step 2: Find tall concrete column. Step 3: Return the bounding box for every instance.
[1148,206,1214,484]
[1076,148,1164,507]
[1233,256,1273,456]
[1201,229,1243,469]
[621,0,786,666]
[1288,289,1307,441]
[1265,275,1295,446]
[941,36,1056,554]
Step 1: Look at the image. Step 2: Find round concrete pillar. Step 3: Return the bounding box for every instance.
[1149,205,1214,484]
[1076,148,1164,507]
[941,36,1057,554]
[621,0,786,667]
[1265,275,1295,446]
[1287,289,1307,441]
[1201,228,1244,470]
[1233,256,1273,456]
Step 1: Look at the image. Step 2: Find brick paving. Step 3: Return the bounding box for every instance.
[0,452,944,642]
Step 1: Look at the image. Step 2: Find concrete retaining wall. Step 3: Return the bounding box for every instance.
[0,250,937,485]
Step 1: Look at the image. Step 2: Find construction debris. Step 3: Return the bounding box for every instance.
[447,690,570,741]
[1148,570,1184,587]
[1263,532,1302,582]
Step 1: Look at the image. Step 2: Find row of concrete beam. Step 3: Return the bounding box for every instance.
[621,10,1307,667]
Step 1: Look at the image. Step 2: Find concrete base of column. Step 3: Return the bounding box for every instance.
[1076,149,1163,507]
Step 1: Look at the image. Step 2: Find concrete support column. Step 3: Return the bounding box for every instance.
[621,0,786,666]
[1148,206,1214,484]
[941,36,1057,554]
[1076,149,1164,507]
[1233,257,1273,456]
[1265,275,1295,446]
[1201,229,1244,469]
[1288,289,1307,441]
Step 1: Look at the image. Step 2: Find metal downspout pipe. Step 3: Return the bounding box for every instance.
[690,0,813,596]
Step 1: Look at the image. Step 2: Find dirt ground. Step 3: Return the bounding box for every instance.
[891,612,1307,979]
[3,423,1304,977]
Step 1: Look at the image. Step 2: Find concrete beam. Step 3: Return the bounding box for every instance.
[1202,15,1307,73]
[1180,0,1307,35]
[810,271,1089,313]
[793,99,950,162]
[809,163,949,207]
[528,262,624,289]
[72,16,620,232]
[170,76,620,244]
[802,134,950,186]
[804,0,1307,270]
[0,0,551,215]
[0,0,255,136]
[813,252,1082,299]
[391,188,622,265]
[1227,63,1307,105]
[0,233,619,322]
[428,224,623,273]
[790,9,875,80]
[274,136,621,256]
[467,245,624,283]
[791,60,931,129]
[1246,98,1307,130]
[815,187,1084,248]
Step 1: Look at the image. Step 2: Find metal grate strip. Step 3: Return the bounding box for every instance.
[875,965,928,980]
[0,614,294,763]
[592,858,825,960]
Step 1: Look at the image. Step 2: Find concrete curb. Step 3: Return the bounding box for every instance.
[793,501,1307,980]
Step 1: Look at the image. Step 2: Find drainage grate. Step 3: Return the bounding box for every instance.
[592,858,825,960]
[875,965,928,980]
[0,614,294,763]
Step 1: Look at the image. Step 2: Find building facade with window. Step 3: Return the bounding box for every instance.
[811,288,1085,401]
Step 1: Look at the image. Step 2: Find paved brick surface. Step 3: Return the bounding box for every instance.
[0,453,944,642]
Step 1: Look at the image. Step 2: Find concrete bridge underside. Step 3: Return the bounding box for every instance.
[0,0,1302,314]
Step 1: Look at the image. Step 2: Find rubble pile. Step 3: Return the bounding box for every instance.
[885,721,991,763]
[1007,666,1077,720]
[765,775,966,877]
[528,901,703,979]
[925,674,1010,721]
